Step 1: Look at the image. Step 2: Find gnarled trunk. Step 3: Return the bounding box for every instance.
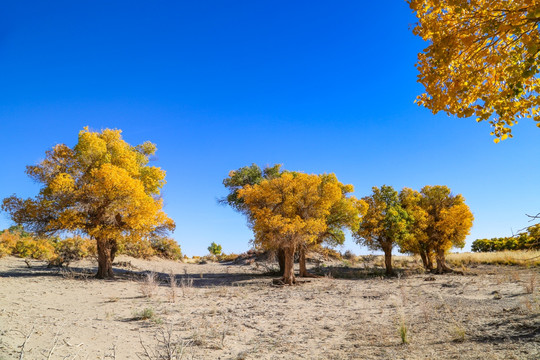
[277,248,285,276]
[383,247,394,276]
[435,248,453,274]
[96,238,115,279]
[419,249,433,271]
[281,246,296,285]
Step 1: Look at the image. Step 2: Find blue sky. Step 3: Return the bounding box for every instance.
[1,1,539,256]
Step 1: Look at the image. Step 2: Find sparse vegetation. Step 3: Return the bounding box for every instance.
[140,272,160,298]
[399,319,409,344]
[135,307,157,321]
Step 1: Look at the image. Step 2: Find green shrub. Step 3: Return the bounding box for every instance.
[472,225,540,252]
[208,242,222,256]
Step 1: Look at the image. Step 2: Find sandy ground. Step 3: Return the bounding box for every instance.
[0,256,539,360]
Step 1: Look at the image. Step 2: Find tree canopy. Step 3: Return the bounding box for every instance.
[410,0,540,140]
[2,127,175,278]
[354,185,411,275]
[238,172,359,284]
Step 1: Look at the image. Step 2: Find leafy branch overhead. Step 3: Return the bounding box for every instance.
[410,0,540,140]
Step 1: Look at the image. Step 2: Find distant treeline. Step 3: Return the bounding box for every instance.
[472,224,540,252]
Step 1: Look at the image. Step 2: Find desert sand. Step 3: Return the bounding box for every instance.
[0,255,538,359]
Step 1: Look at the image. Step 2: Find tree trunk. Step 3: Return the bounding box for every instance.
[96,239,115,279]
[299,245,308,277]
[277,248,285,276]
[281,246,296,285]
[383,247,395,276]
[419,250,428,269]
[426,252,433,271]
[435,248,453,274]
[110,240,118,263]
[298,245,319,278]
[419,249,433,271]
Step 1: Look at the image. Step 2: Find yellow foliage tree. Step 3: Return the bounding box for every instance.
[398,188,432,270]
[301,174,367,277]
[2,127,175,278]
[410,0,540,140]
[418,185,474,273]
[238,172,357,285]
[353,185,412,276]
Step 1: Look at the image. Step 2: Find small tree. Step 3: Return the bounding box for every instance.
[2,127,175,279]
[222,165,365,277]
[419,186,474,273]
[208,242,222,256]
[239,172,343,285]
[221,163,287,271]
[353,185,411,276]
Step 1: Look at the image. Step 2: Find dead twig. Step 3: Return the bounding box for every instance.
[19,324,35,360]
[46,326,62,359]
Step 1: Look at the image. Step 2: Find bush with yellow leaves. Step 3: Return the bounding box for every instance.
[150,236,182,260]
[14,237,56,261]
[49,236,96,267]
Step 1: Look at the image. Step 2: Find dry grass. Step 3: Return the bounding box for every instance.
[446,250,540,267]
[168,272,178,303]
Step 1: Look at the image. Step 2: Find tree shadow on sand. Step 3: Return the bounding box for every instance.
[0,258,280,287]
[469,312,540,344]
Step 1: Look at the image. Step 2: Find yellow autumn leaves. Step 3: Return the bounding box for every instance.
[238,172,362,251]
[410,0,540,140]
[2,127,175,278]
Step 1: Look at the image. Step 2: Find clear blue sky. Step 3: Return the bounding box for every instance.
[1,1,539,256]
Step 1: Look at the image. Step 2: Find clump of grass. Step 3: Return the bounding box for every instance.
[134,308,162,324]
[398,319,408,344]
[452,325,466,343]
[135,308,155,320]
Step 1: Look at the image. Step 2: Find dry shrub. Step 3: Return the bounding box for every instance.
[140,272,160,298]
[168,272,178,303]
[139,325,193,360]
[217,253,240,262]
[525,273,537,294]
[342,250,357,262]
